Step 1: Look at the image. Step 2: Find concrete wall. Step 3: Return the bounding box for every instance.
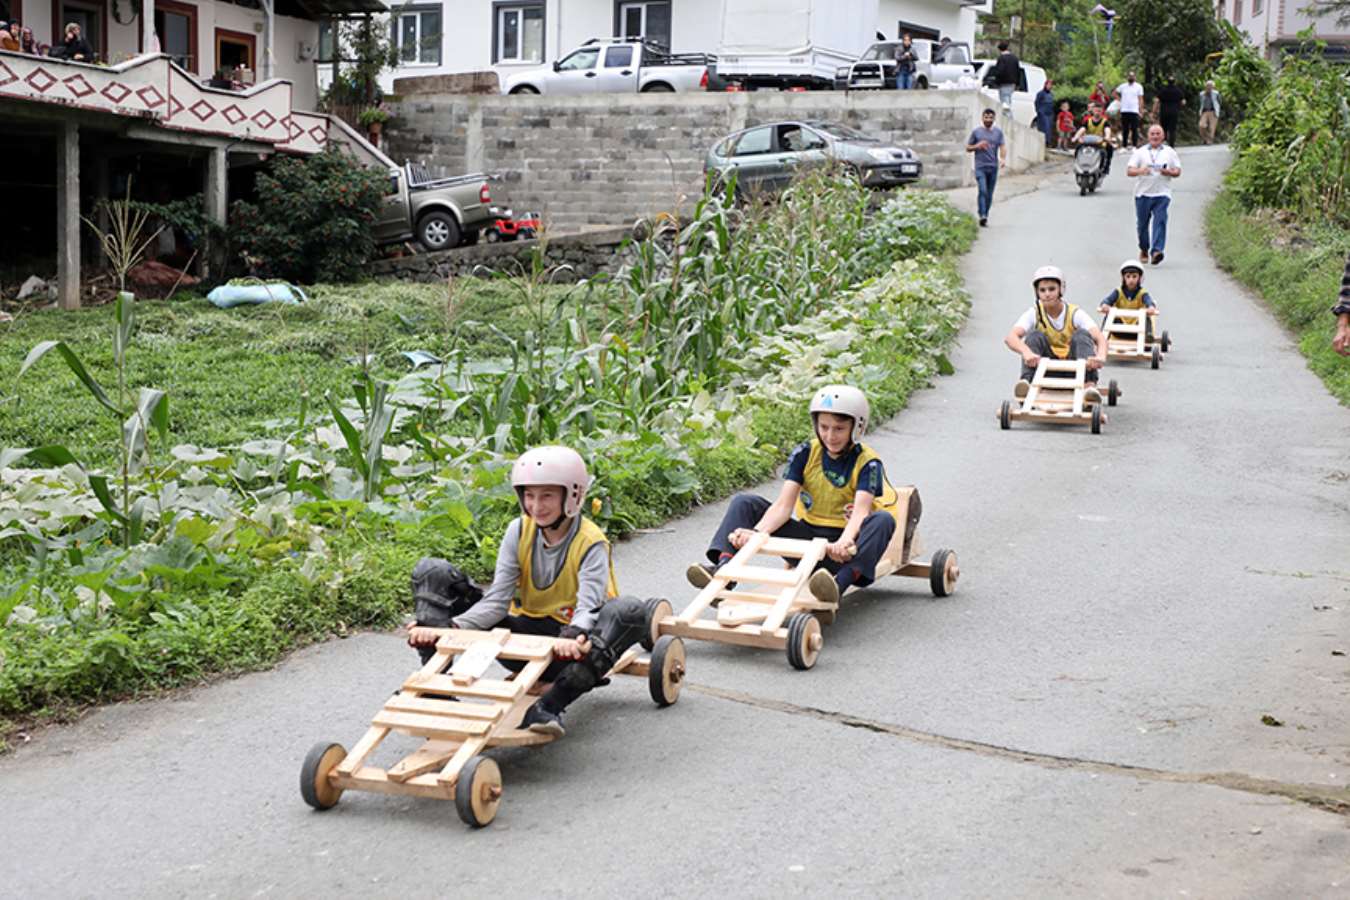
[369,226,631,281]
[383,89,1043,231]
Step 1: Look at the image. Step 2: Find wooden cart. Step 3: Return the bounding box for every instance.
[1102,307,1171,369]
[999,357,1117,434]
[656,488,958,670]
[300,614,685,828]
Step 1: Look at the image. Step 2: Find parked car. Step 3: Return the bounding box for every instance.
[713,0,875,89]
[705,120,922,198]
[834,39,977,90]
[500,38,714,95]
[372,163,505,252]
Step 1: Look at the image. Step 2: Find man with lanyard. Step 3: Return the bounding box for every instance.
[1004,265,1109,400]
[1126,124,1182,265]
[1114,71,1144,148]
[1072,101,1114,175]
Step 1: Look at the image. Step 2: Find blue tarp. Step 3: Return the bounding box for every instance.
[206,283,307,307]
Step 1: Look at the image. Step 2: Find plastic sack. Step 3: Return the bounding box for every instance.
[206,282,307,308]
[1106,98,1121,117]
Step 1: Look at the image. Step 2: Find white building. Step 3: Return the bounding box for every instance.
[360,0,989,91]
[1216,0,1350,61]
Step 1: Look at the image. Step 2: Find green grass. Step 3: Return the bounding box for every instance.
[1205,191,1350,406]
[0,278,604,467]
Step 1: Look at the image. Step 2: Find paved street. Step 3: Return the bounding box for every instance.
[2,147,1348,899]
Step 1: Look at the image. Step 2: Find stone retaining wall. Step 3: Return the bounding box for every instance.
[369,226,631,282]
[384,89,1042,232]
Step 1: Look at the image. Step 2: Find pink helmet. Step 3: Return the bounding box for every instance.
[511,446,590,519]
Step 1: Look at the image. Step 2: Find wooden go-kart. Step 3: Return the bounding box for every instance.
[999,357,1118,434]
[300,611,684,828]
[656,487,958,670]
[1102,307,1171,369]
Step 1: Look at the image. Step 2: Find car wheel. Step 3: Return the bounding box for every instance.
[916,76,929,89]
[417,211,461,252]
[509,85,539,95]
[641,83,675,92]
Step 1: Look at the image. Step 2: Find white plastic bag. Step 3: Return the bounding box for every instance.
[1106,98,1121,117]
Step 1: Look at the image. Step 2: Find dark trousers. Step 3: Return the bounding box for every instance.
[1160,113,1179,147]
[1021,329,1100,383]
[1038,112,1054,146]
[1120,112,1140,147]
[706,492,897,590]
[975,167,998,219]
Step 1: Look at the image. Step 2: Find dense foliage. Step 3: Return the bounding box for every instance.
[230,148,387,283]
[0,176,975,740]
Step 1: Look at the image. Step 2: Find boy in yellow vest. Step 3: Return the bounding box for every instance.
[1098,259,1158,341]
[687,385,899,605]
[1004,265,1109,399]
[406,446,647,737]
[1072,102,1115,174]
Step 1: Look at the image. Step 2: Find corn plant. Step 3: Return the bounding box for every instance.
[83,181,164,293]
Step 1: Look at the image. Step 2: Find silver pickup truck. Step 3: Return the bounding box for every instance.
[500,38,714,95]
[372,163,505,252]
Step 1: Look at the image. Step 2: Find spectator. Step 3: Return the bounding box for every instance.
[53,22,93,61]
[1114,71,1144,148]
[1056,100,1075,151]
[0,21,18,51]
[965,107,1007,228]
[1154,77,1186,147]
[1126,124,1182,266]
[1333,252,1350,356]
[1198,80,1221,144]
[1035,79,1056,148]
[1089,81,1110,110]
[987,41,1020,112]
[19,25,33,53]
[893,33,917,90]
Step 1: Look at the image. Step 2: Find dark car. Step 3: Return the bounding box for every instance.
[705,120,922,198]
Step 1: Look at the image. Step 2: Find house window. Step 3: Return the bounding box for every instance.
[493,2,544,63]
[153,0,198,72]
[57,0,105,61]
[215,28,255,74]
[393,5,441,65]
[1234,0,1242,22]
[1252,0,1262,14]
[318,19,337,63]
[615,1,671,50]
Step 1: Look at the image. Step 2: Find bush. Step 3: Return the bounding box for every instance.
[229,148,387,283]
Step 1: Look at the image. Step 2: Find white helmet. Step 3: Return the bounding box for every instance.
[809,384,870,443]
[511,446,590,519]
[1119,259,1145,277]
[1031,265,1066,298]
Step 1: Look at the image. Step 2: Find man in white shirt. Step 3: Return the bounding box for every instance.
[1126,124,1182,266]
[1114,71,1145,148]
[1004,265,1109,396]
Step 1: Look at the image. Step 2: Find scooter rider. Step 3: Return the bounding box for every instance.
[1072,102,1114,175]
[1004,266,1110,399]
[406,446,649,738]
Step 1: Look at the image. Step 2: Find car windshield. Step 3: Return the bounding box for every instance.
[859,43,900,61]
[808,122,875,142]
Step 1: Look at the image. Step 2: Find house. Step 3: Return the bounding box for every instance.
[1216,0,1350,61]
[354,0,990,91]
[0,0,389,308]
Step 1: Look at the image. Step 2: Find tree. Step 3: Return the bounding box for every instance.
[1116,0,1224,87]
[1304,0,1350,27]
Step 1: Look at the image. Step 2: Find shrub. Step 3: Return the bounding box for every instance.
[229,148,387,283]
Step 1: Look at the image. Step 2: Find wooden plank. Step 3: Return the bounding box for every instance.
[372,710,493,739]
[606,644,643,677]
[384,694,503,720]
[661,618,785,650]
[335,725,390,777]
[760,539,824,632]
[895,561,932,578]
[714,563,801,586]
[449,630,510,684]
[387,739,460,783]
[436,738,488,786]
[759,537,816,557]
[404,673,522,701]
[337,766,455,800]
[717,604,771,626]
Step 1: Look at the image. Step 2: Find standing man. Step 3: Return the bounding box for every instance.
[1114,71,1145,148]
[1333,252,1350,356]
[1154,77,1186,147]
[1127,124,1182,265]
[988,41,1021,112]
[1035,78,1057,148]
[894,33,917,90]
[966,108,1007,228]
[1198,80,1222,144]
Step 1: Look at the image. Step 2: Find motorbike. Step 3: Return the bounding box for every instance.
[1074,135,1108,195]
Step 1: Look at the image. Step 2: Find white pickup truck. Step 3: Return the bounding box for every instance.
[500,38,714,95]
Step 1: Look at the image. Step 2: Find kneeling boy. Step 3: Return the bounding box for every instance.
[1004,265,1109,397]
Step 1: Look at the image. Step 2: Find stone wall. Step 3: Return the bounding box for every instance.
[368,226,631,283]
[383,90,1043,232]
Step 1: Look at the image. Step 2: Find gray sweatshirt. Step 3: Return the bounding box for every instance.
[451,516,611,634]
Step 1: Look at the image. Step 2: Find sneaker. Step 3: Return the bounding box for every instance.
[1151,251,1164,265]
[522,702,565,737]
[1014,379,1031,399]
[1139,251,1149,263]
[686,562,714,589]
[809,569,841,605]
[1084,386,1103,406]
[979,217,988,227]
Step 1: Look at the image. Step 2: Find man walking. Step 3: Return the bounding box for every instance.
[988,41,1021,111]
[894,33,917,90]
[1127,124,1182,265]
[1154,77,1185,147]
[1114,71,1144,148]
[966,108,1007,227]
[1035,79,1056,148]
[1198,80,1222,144]
[1333,252,1350,356]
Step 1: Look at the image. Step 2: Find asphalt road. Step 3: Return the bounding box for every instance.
[3,147,1348,899]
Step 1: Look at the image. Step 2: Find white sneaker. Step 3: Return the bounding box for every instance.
[1014,379,1031,400]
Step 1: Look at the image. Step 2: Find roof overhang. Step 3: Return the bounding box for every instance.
[277,0,388,19]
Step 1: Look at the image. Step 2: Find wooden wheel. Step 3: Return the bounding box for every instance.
[929,548,959,597]
[300,741,346,811]
[648,635,686,707]
[999,399,1012,430]
[1107,379,1119,407]
[786,613,822,670]
[1160,330,1171,353]
[454,756,503,828]
[1091,404,1103,434]
[1151,345,1162,369]
[640,598,672,652]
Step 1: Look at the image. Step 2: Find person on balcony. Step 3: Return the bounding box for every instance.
[20,25,36,53]
[53,22,93,62]
[0,22,19,51]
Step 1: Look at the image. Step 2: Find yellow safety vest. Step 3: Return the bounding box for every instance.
[1083,116,1107,137]
[1113,287,1146,310]
[511,515,619,624]
[793,439,900,528]
[1035,301,1079,359]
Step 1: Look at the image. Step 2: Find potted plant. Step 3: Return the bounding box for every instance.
[358,104,390,138]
